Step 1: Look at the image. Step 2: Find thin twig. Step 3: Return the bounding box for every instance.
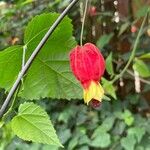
[113,60,150,85]
[80,0,89,46]
[127,69,150,85]
[22,45,27,68]
[2,85,21,121]
[2,45,27,120]
[0,0,79,118]
[111,11,148,84]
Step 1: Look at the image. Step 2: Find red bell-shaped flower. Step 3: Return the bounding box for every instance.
[89,6,97,16]
[69,43,105,105]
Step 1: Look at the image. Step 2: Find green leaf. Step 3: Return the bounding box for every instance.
[128,127,145,143]
[68,136,79,150]
[122,110,134,126]
[0,123,14,149]
[11,102,62,147]
[0,46,22,91]
[91,129,111,148]
[58,106,75,123]
[106,52,114,76]
[22,13,82,100]
[42,145,59,150]
[135,146,144,150]
[133,58,150,78]
[0,13,82,100]
[20,0,35,6]
[101,115,115,131]
[96,33,114,49]
[102,95,111,101]
[140,134,150,149]
[78,135,90,145]
[136,5,149,18]
[118,22,130,36]
[112,121,126,135]
[139,53,150,59]
[92,126,107,138]
[102,78,116,99]
[58,129,71,144]
[0,121,4,128]
[121,134,136,150]
[78,146,89,150]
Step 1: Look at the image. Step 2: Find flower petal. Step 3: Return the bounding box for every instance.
[83,81,104,104]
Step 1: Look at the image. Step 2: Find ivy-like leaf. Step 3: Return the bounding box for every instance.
[91,126,111,148]
[11,102,63,147]
[127,127,145,143]
[122,110,134,126]
[121,134,136,150]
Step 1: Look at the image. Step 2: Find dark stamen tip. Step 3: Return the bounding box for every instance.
[90,99,102,109]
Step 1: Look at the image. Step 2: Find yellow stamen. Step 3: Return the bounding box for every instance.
[83,81,104,105]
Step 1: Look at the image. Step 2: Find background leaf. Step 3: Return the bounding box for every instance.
[133,58,150,78]
[118,22,130,36]
[91,126,111,148]
[128,127,145,143]
[101,115,115,131]
[96,33,114,49]
[105,52,114,76]
[121,134,136,150]
[139,53,150,59]
[136,5,149,18]
[11,102,62,147]
[122,110,134,126]
[102,78,116,99]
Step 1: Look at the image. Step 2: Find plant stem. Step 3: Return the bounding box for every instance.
[111,12,148,84]
[80,0,89,46]
[0,0,80,118]
[2,45,27,121]
[113,60,150,85]
[2,85,21,121]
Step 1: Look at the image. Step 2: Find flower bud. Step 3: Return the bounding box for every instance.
[89,6,97,16]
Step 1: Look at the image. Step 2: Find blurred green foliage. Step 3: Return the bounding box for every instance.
[4,99,150,150]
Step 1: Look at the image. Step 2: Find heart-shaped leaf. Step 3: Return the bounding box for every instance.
[0,13,82,100]
[11,102,63,147]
